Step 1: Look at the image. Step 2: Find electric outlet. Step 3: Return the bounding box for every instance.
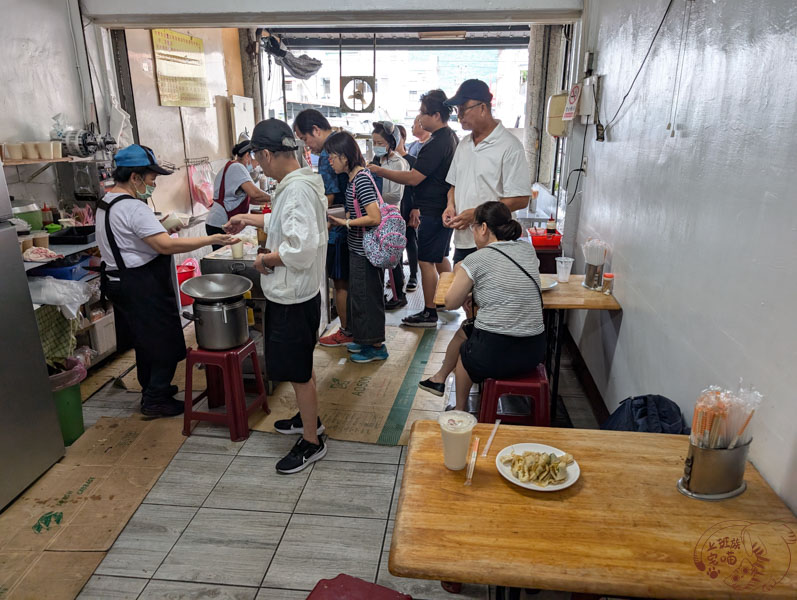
[581,156,588,176]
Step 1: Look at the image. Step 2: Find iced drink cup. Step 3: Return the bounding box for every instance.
[555,257,574,283]
[438,411,477,471]
[231,240,244,259]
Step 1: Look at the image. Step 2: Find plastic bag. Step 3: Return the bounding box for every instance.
[189,163,214,208]
[28,277,91,320]
[49,357,88,392]
[72,346,97,368]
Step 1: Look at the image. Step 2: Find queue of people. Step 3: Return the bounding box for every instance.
[96,77,541,474]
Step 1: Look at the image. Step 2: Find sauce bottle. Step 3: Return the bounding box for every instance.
[546,214,556,235]
[41,203,53,226]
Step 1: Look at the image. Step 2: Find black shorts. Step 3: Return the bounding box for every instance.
[417,211,453,264]
[326,227,349,281]
[452,246,477,264]
[460,327,546,384]
[264,294,321,383]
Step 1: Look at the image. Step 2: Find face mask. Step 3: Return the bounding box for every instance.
[373,146,387,157]
[246,163,254,173]
[134,180,154,201]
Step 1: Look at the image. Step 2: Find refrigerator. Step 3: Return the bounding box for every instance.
[0,160,65,511]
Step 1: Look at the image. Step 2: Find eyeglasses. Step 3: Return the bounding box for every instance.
[454,102,485,116]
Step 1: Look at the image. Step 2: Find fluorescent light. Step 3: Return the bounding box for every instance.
[418,31,467,41]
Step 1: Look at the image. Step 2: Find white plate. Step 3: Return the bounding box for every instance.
[495,443,580,491]
[540,275,558,291]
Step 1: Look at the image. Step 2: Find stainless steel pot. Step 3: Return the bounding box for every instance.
[180,273,252,304]
[183,298,248,350]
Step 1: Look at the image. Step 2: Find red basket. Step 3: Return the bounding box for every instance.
[528,227,562,248]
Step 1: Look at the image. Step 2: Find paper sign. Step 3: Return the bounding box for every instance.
[562,83,582,121]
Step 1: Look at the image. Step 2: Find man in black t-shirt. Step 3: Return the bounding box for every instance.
[371,90,459,327]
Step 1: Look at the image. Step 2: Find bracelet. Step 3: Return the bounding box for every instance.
[346,219,351,229]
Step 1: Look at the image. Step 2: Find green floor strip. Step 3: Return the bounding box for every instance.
[376,328,439,445]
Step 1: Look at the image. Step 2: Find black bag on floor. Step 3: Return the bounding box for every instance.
[601,394,689,434]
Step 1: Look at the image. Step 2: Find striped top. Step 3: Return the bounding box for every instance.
[460,240,544,337]
[345,169,380,256]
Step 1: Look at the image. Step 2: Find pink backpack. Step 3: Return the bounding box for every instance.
[351,170,407,269]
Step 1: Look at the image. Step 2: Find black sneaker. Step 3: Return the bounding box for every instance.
[418,378,445,397]
[276,437,327,474]
[385,295,408,310]
[405,277,418,292]
[273,411,325,436]
[141,398,184,417]
[402,309,438,328]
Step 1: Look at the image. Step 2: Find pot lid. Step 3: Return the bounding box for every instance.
[180,273,252,301]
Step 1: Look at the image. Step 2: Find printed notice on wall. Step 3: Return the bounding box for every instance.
[152,29,210,108]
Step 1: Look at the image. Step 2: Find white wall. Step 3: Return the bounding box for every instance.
[1,0,90,205]
[570,0,797,510]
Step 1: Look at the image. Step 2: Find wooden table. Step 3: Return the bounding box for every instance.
[390,421,797,599]
[433,273,621,421]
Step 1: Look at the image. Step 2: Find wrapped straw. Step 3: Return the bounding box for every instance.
[582,238,610,266]
[689,382,762,450]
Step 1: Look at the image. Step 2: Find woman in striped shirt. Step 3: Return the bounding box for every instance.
[325,132,389,363]
[418,201,545,410]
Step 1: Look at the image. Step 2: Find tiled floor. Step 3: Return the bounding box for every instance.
[77,279,600,599]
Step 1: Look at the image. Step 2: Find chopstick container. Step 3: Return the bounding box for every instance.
[583,263,603,290]
[678,441,750,500]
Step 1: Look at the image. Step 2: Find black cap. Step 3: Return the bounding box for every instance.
[232,140,251,157]
[444,79,493,107]
[250,119,299,153]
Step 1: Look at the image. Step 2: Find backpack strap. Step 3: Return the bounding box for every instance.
[350,168,384,219]
[485,245,543,305]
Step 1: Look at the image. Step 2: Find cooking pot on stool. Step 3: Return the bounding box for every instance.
[180,274,253,350]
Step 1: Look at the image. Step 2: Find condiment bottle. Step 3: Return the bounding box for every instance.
[546,214,556,235]
[602,273,614,295]
[41,203,53,226]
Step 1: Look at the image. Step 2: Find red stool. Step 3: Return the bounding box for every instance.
[307,574,411,599]
[183,338,269,442]
[478,363,550,426]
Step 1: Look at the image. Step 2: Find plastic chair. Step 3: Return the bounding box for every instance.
[478,363,550,426]
[183,338,269,441]
[306,574,412,599]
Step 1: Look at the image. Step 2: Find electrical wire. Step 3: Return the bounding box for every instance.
[566,123,589,205]
[606,0,675,130]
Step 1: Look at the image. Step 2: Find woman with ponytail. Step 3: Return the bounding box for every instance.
[417,201,546,410]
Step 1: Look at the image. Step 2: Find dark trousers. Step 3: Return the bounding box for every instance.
[206,224,224,250]
[390,262,405,299]
[400,197,418,279]
[137,354,179,404]
[347,251,386,345]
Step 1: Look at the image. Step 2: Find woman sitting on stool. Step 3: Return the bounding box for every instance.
[418,201,545,410]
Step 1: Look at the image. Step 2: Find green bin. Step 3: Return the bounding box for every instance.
[52,384,84,446]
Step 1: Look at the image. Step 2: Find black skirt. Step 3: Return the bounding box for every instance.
[460,327,546,384]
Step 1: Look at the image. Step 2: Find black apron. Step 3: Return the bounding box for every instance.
[98,194,187,365]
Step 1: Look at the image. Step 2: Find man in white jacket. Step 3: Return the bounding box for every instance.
[225,119,329,473]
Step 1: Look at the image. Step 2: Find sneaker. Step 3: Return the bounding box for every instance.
[385,295,408,310]
[274,412,325,436]
[405,277,418,292]
[319,329,353,347]
[141,398,184,417]
[418,378,445,397]
[276,437,327,474]
[350,345,389,363]
[346,342,364,353]
[402,309,438,328]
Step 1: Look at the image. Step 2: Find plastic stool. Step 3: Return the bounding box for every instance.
[479,363,550,426]
[307,574,412,599]
[183,338,269,441]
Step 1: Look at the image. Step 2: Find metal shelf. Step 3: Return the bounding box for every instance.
[2,157,75,167]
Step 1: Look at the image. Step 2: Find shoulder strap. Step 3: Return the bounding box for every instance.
[98,194,136,271]
[350,169,384,219]
[214,161,234,204]
[485,245,543,305]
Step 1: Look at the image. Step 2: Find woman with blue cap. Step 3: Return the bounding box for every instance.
[97,144,238,417]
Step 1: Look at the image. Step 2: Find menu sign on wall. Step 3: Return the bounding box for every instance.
[152,29,210,108]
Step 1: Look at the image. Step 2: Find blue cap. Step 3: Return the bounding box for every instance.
[114,144,172,175]
[444,79,493,107]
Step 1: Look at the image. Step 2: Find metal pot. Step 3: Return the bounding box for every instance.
[183,299,248,350]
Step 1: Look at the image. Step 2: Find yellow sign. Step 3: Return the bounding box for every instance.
[151,29,210,108]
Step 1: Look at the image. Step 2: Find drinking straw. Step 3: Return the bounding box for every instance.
[481,419,501,458]
[727,410,755,450]
[464,437,480,486]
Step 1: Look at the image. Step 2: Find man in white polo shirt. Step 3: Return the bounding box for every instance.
[443,79,532,264]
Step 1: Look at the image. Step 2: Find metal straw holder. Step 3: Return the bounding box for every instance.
[677,441,751,501]
[582,263,604,290]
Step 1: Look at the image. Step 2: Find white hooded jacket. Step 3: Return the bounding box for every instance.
[261,167,328,304]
